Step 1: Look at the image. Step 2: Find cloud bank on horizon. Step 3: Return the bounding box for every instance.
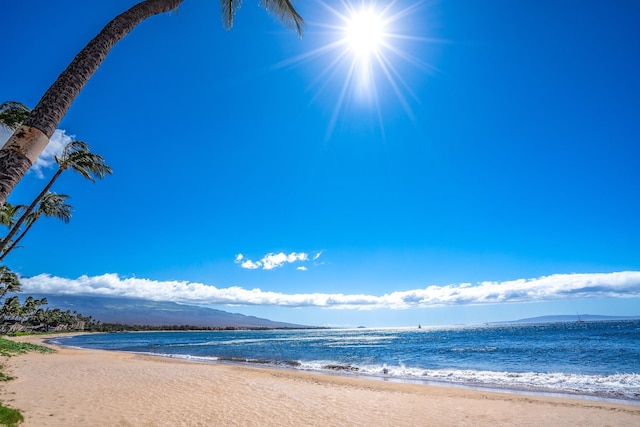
[19,271,640,310]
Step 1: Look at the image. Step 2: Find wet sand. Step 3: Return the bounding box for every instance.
[1,335,638,426]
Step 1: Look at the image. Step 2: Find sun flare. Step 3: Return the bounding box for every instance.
[274,1,433,138]
[345,8,385,58]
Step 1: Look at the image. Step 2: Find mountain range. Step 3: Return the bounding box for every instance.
[21,294,310,329]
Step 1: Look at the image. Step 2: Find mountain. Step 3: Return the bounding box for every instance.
[21,294,310,329]
[500,314,640,324]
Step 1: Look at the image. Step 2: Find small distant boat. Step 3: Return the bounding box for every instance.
[577,312,585,323]
[418,324,422,329]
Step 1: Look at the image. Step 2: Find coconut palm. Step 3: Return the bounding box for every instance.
[0,192,73,261]
[0,266,22,302]
[0,141,111,256]
[0,102,31,131]
[0,202,25,228]
[0,296,22,322]
[0,0,304,207]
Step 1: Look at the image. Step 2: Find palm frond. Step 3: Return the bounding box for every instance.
[220,0,303,36]
[55,141,112,183]
[0,203,25,228]
[220,0,243,30]
[0,101,31,130]
[260,0,304,36]
[37,193,73,224]
[0,266,21,293]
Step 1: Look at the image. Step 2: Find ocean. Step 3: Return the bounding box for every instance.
[51,320,640,402]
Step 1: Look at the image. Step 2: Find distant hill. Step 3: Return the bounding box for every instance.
[21,294,310,329]
[500,314,640,324]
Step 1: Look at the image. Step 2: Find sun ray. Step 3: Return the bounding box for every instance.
[275,0,438,138]
[375,51,414,120]
[327,58,361,138]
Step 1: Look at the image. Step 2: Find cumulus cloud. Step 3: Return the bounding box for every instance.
[0,126,71,178]
[19,271,640,310]
[235,251,320,270]
[31,129,71,178]
[241,260,261,270]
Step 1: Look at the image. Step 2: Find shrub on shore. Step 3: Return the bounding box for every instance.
[0,405,22,427]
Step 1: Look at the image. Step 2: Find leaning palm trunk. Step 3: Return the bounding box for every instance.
[1,192,71,261]
[0,0,183,207]
[0,168,62,256]
[0,220,36,262]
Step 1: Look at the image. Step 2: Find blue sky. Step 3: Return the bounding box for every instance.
[2,0,639,327]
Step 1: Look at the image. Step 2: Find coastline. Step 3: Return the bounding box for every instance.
[2,335,639,426]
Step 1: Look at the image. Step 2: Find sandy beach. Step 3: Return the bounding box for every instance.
[0,335,638,426]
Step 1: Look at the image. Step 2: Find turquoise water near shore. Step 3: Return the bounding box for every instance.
[53,320,640,401]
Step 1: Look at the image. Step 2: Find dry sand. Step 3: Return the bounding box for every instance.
[1,335,638,426]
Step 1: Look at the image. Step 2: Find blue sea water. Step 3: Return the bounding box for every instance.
[51,320,640,402]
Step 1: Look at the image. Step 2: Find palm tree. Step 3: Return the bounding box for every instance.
[0,202,25,228]
[0,141,111,256]
[0,0,304,207]
[0,266,22,302]
[1,296,22,322]
[0,192,73,261]
[0,102,31,131]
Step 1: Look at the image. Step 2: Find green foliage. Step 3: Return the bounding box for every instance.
[0,204,24,229]
[7,332,30,337]
[56,141,113,183]
[0,337,53,357]
[0,367,12,382]
[0,404,23,427]
[0,265,99,333]
[0,101,30,131]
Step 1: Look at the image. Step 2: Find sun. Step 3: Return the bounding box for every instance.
[273,1,434,138]
[339,4,390,90]
[344,8,386,59]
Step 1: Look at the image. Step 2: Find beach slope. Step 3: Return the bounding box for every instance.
[1,335,638,426]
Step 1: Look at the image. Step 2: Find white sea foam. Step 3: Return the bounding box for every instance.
[417,369,640,400]
[151,352,220,363]
[298,361,640,400]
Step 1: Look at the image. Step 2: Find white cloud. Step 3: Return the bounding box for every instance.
[19,271,640,310]
[297,266,308,271]
[263,252,308,270]
[0,126,70,179]
[31,129,71,178]
[235,251,320,270]
[241,260,261,270]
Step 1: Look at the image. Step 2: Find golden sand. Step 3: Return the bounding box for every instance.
[1,335,638,426]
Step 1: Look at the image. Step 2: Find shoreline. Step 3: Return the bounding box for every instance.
[46,332,640,406]
[128,351,640,407]
[2,335,640,426]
